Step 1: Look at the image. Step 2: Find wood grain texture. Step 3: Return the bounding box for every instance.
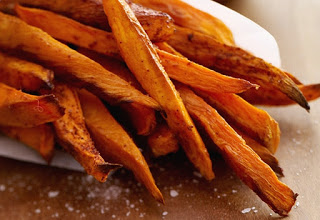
[0,0,319,219]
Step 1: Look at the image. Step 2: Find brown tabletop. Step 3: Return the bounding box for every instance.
[1,0,320,219]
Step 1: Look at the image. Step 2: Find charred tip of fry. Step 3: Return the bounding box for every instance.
[97,163,122,182]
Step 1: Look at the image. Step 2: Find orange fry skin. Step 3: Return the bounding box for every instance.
[15,6,254,95]
[52,83,119,182]
[241,83,320,106]
[78,89,163,203]
[103,0,214,180]
[133,0,235,45]
[0,51,54,92]
[147,123,179,157]
[196,90,280,154]
[0,11,159,109]
[0,82,64,128]
[0,124,55,163]
[177,84,296,216]
[168,26,309,110]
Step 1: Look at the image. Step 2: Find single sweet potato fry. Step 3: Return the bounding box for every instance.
[78,48,156,135]
[157,49,257,94]
[0,12,159,109]
[0,82,64,127]
[147,123,179,157]
[1,0,174,42]
[177,84,296,216]
[133,0,235,45]
[78,89,163,203]
[196,90,280,154]
[16,7,255,95]
[0,124,55,163]
[168,26,310,110]
[0,51,54,91]
[52,83,120,182]
[241,83,320,106]
[103,0,214,180]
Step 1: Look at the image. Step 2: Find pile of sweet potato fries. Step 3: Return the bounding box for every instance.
[0,0,319,216]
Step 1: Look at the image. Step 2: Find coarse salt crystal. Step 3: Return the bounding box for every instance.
[232,190,237,194]
[0,185,5,191]
[48,191,59,198]
[192,171,202,178]
[170,190,179,197]
[162,211,168,216]
[241,208,251,214]
[34,209,41,214]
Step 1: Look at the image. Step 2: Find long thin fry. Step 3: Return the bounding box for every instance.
[1,0,174,42]
[133,0,235,45]
[0,12,159,109]
[177,84,296,216]
[52,83,120,182]
[103,0,214,180]
[15,6,255,95]
[196,90,280,154]
[0,51,54,91]
[168,25,310,110]
[0,82,64,127]
[78,89,163,203]
[0,124,54,163]
[241,83,320,106]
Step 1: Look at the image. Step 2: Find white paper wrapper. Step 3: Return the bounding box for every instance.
[0,0,281,172]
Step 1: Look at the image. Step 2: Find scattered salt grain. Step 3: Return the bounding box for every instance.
[192,171,202,178]
[253,210,258,213]
[241,208,251,214]
[294,201,300,209]
[34,209,41,214]
[251,207,255,210]
[192,179,199,184]
[214,188,217,192]
[170,190,179,198]
[48,191,59,198]
[112,214,116,218]
[0,185,5,191]
[130,204,135,208]
[162,211,168,216]
[222,193,227,197]
[232,190,237,194]
[126,211,131,217]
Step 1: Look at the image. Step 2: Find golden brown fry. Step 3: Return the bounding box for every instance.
[147,123,179,157]
[0,12,158,109]
[241,83,320,106]
[168,26,310,110]
[78,89,163,203]
[1,0,174,42]
[52,83,119,182]
[0,124,54,163]
[0,82,64,127]
[78,48,157,135]
[196,90,280,154]
[177,84,296,216]
[16,7,254,95]
[235,128,283,177]
[0,51,54,91]
[133,0,235,45]
[103,0,214,180]
[157,49,257,94]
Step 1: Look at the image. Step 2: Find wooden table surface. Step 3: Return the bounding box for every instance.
[0,0,319,219]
